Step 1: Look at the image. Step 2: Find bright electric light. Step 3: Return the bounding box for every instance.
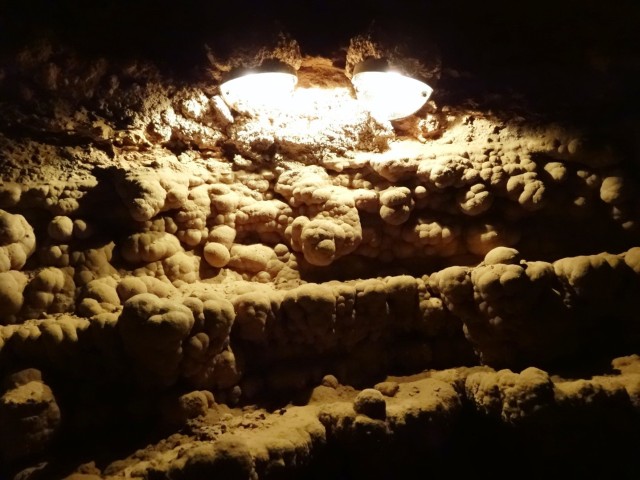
[220,68,297,116]
[352,67,433,121]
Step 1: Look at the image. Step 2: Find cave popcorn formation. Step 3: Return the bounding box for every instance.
[0,33,639,479]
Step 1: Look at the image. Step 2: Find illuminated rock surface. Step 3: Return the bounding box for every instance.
[1,1,640,478]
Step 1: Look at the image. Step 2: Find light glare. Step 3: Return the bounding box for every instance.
[221,72,297,116]
[352,71,433,121]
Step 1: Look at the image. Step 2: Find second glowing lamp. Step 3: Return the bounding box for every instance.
[351,58,433,121]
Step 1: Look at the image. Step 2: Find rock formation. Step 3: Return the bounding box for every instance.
[1,2,639,477]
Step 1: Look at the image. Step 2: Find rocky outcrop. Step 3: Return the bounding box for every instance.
[0,33,638,479]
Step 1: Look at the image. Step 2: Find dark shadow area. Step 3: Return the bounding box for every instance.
[302,405,640,480]
[3,0,639,120]
[1,383,181,480]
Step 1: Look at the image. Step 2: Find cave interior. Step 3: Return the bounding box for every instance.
[1,1,640,479]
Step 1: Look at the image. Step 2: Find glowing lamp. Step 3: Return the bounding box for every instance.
[220,60,297,116]
[351,58,433,121]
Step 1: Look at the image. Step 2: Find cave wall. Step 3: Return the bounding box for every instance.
[1,2,640,477]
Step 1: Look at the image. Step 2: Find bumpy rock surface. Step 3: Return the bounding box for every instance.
[0,17,639,478]
[0,369,61,465]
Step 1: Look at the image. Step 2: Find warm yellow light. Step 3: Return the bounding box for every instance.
[221,70,298,116]
[352,69,433,121]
